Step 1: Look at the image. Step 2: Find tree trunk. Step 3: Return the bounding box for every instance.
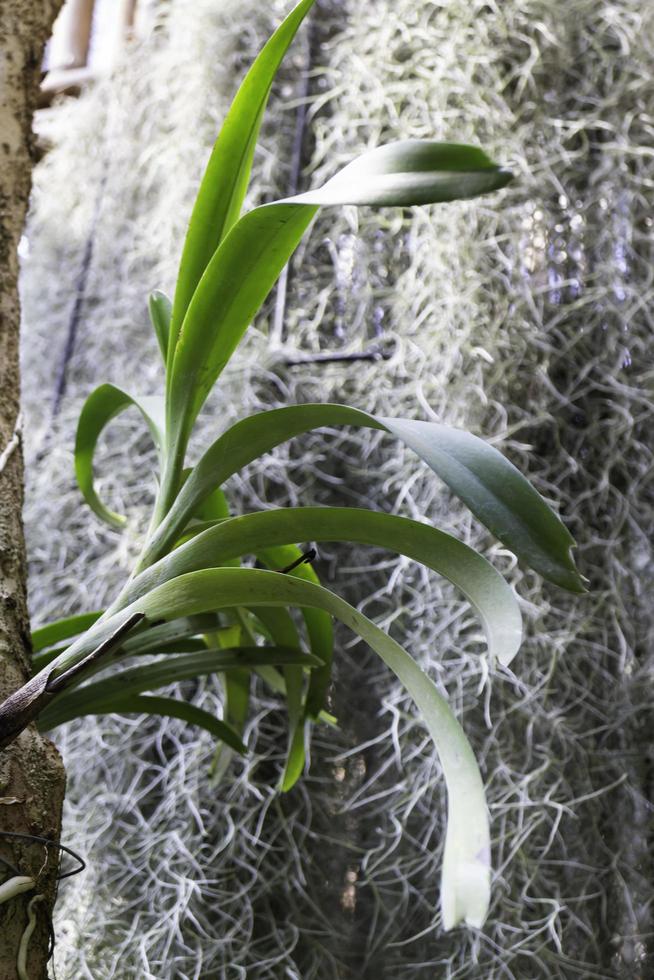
[0,2,66,978]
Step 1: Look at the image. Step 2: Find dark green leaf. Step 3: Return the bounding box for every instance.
[148,290,172,363]
[169,0,317,351]
[166,143,512,466]
[32,611,102,653]
[129,566,492,928]
[256,543,334,759]
[381,417,583,592]
[39,645,320,730]
[35,566,490,926]
[130,507,521,670]
[247,602,305,790]
[142,404,581,592]
[75,383,166,528]
[39,693,248,755]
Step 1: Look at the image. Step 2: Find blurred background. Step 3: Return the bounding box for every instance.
[20,0,654,976]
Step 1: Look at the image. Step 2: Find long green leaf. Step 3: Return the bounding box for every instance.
[380,417,584,593]
[210,666,250,784]
[148,290,172,363]
[290,141,512,208]
[33,614,224,672]
[165,203,316,480]
[75,383,166,528]
[247,602,305,790]
[141,404,581,591]
[39,646,320,730]
[39,693,248,755]
[256,543,334,780]
[120,617,218,655]
[115,566,492,929]
[166,142,512,469]
[32,611,103,653]
[126,507,521,680]
[169,0,317,352]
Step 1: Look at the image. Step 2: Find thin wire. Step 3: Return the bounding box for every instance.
[0,831,86,882]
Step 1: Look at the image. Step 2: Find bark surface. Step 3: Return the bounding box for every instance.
[0,2,66,977]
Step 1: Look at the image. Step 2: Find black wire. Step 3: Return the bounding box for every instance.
[0,830,86,881]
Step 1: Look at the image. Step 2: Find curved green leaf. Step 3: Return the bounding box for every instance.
[32,611,102,653]
[164,203,316,480]
[39,693,248,755]
[169,0,317,350]
[75,383,166,528]
[39,646,320,731]
[128,508,521,675]
[36,565,490,926]
[142,404,581,592]
[125,567,492,929]
[119,616,219,656]
[142,406,381,562]
[210,666,250,784]
[165,143,512,469]
[380,417,583,593]
[290,140,512,208]
[255,543,334,736]
[246,602,305,790]
[148,290,172,363]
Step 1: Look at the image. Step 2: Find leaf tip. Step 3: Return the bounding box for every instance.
[495,165,514,188]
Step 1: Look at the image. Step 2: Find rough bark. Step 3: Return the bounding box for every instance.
[0,2,66,978]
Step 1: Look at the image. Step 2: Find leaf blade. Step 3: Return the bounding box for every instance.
[75,383,166,528]
[143,404,581,592]
[130,567,492,929]
[39,645,320,731]
[256,543,334,759]
[129,507,522,675]
[169,0,317,348]
[381,417,583,592]
[148,290,172,363]
[36,566,491,926]
[166,141,512,462]
[32,611,103,653]
[39,693,248,755]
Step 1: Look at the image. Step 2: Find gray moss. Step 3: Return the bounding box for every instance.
[20,0,654,976]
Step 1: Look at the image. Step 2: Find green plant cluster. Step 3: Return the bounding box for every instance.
[3,0,583,930]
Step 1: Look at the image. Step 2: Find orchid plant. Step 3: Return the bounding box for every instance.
[0,0,582,930]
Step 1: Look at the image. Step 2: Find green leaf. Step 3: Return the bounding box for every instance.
[380,417,583,592]
[39,693,248,755]
[142,406,379,562]
[238,607,337,730]
[247,602,305,790]
[164,204,317,480]
[210,665,250,784]
[121,615,219,655]
[117,566,492,929]
[32,611,103,653]
[34,614,224,673]
[169,0,317,353]
[130,508,521,670]
[223,669,250,732]
[192,485,231,522]
[39,645,321,730]
[187,494,245,781]
[148,290,172,363]
[35,565,489,925]
[256,543,334,776]
[75,383,166,528]
[290,140,512,208]
[141,404,581,592]
[165,143,512,469]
